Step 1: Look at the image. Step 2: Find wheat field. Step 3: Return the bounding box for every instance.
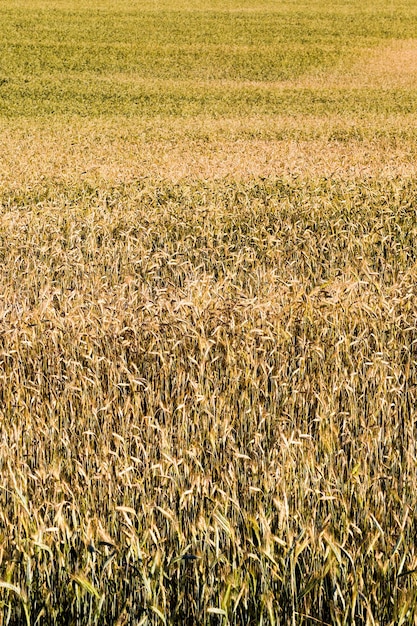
[1,1,417,625]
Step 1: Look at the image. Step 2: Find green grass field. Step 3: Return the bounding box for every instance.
[1,1,417,624]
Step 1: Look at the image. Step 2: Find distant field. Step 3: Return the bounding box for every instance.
[1,1,417,625]
[2,0,417,183]
[1,0,417,122]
